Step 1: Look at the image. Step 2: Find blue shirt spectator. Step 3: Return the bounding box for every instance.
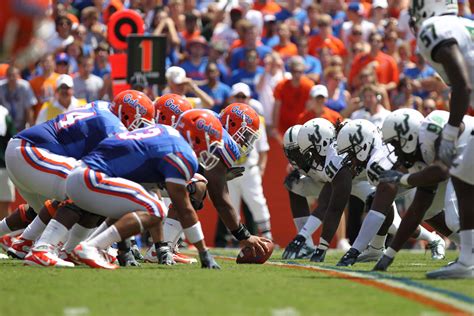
[200,62,232,113]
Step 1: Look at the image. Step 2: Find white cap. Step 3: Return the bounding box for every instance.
[231,83,251,97]
[56,74,74,88]
[373,0,388,9]
[166,66,186,84]
[310,85,328,98]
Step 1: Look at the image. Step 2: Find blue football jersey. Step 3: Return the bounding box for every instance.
[82,124,199,186]
[16,101,126,159]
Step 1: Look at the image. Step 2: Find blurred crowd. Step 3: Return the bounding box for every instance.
[0,0,473,247]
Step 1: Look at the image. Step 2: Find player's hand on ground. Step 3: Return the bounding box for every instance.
[156,242,176,265]
[282,234,306,259]
[199,250,220,269]
[240,235,271,257]
[226,167,246,181]
[378,170,404,185]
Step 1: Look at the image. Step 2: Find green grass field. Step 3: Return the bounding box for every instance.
[0,250,472,316]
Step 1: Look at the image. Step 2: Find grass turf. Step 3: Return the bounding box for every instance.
[0,250,472,316]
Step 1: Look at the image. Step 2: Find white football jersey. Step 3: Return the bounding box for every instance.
[417,15,474,108]
[365,137,397,186]
[418,110,450,165]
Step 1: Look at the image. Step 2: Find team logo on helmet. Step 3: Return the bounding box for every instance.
[349,124,364,145]
[196,119,221,138]
[231,106,253,124]
[310,125,322,144]
[123,94,147,115]
[165,98,184,115]
[394,114,410,136]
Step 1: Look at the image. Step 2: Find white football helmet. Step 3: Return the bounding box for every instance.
[409,0,458,28]
[297,118,335,168]
[382,109,424,154]
[337,119,380,164]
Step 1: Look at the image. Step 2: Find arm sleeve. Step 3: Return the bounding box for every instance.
[162,152,198,185]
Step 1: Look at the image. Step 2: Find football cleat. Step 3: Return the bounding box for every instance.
[426,260,474,279]
[117,250,140,267]
[336,248,361,267]
[24,248,75,268]
[357,245,384,262]
[7,237,33,260]
[73,243,118,270]
[0,234,15,252]
[427,233,446,260]
[372,255,394,271]
[309,248,326,262]
[282,235,307,259]
[130,243,144,261]
[58,249,82,265]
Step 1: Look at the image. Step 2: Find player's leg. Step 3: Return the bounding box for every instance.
[338,182,397,266]
[76,211,163,269]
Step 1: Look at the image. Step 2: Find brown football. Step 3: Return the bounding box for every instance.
[236,241,274,264]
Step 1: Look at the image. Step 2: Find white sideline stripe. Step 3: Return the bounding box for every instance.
[215,255,474,314]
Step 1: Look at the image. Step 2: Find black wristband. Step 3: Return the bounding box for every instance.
[231,224,251,241]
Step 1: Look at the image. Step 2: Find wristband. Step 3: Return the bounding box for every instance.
[400,174,410,186]
[231,223,251,241]
[183,221,204,244]
[442,124,459,141]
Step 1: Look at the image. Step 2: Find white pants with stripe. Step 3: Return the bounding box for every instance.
[66,165,168,219]
[228,165,270,223]
[5,138,79,211]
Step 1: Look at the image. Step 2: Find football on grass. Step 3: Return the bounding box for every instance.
[236,241,274,264]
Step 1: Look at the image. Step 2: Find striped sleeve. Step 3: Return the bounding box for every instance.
[162,152,197,185]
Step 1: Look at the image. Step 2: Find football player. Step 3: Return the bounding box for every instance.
[373,109,469,271]
[408,0,474,279]
[336,119,445,266]
[3,90,155,260]
[26,110,222,269]
[159,103,271,258]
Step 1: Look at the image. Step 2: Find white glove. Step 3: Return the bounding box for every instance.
[438,124,459,167]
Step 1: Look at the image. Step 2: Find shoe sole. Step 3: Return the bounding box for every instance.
[7,249,27,260]
[357,255,382,263]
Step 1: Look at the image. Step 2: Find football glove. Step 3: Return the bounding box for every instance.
[378,170,405,185]
[226,167,246,181]
[284,169,301,191]
[282,234,306,259]
[438,124,458,167]
[199,250,220,269]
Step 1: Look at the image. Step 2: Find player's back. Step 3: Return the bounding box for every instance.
[83,124,198,185]
[417,15,474,106]
[16,101,126,159]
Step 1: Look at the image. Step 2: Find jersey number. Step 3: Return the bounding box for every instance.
[367,162,385,184]
[57,111,96,129]
[426,123,442,135]
[117,127,162,140]
[420,24,438,48]
[325,161,338,179]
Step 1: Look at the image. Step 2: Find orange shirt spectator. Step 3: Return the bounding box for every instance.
[29,54,60,117]
[297,84,342,125]
[308,14,347,57]
[348,51,399,86]
[273,43,298,60]
[308,34,347,57]
[274,58,314,134]
[253,0,281,15]
[0,64,8,78]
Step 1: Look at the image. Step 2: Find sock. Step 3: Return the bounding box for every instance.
[86,221,109,242]
[384,247,398,258]
[257,220,272,239]
[87,225,122,249]
[388,207,401,235]
[299,215,322,240]
[370,234,387,249]
[352,210,386,252]
[459,229,474,266]
[318,237,329,250]
[163,218,183,248]
[35,220,69,250]
[21,216,47,241]
[448,232,460,245]
[415,226,436,243]
[62,224,94,253]
[0,219,13,235]
[293,216,309,231]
